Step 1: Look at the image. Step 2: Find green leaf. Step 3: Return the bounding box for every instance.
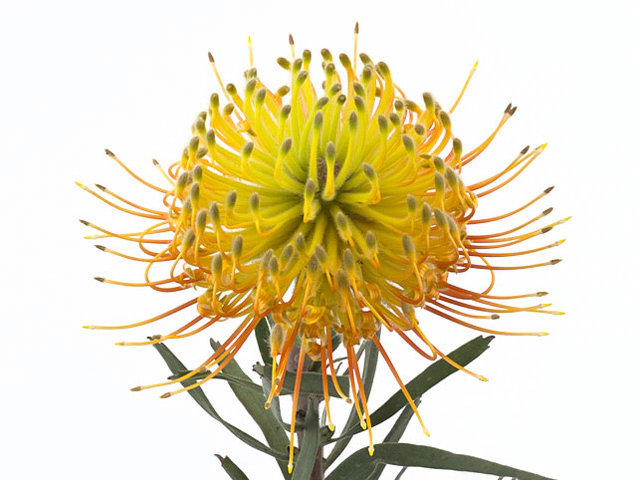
[168,369,263,393]
[371,335,493,428]
[253,363,350,398]
[292,398,320,480]
[151,342,287,462]
[366,399,422,480]
[371,335,493,429]
[254,315,273,365]
[209,339,291,478]
[326,335,494,447]
[259,375,285,426]
[215,454,250,480]
[324,332,379,467]
[325,443,556,480]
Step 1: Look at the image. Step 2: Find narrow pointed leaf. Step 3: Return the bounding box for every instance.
[325,443,556,480]
[292,398,320,480]
[368,336,493,428]
[325,332,379,467]
[260,376,285,426]
[326,335,494,446]
[168,369,263,392]
[210,340,290,478]
[253,363,349,398]
[215,454,250,480]
[151,342,287,461]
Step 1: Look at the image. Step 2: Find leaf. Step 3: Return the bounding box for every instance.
[151,342,287,461]
[325,443,556,480]
[324,332,379,467]
[371,335,493,428]
[292,398,320,480]
[327,335,494,446]
[253,363,350,398]
[259,375,286,426]
[168,369,263,393]
[209,340,291,478]
[215,454,250,480]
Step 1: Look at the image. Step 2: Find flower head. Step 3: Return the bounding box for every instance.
[81,25,566,472]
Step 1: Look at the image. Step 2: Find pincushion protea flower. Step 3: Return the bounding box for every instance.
[80,26,566,473]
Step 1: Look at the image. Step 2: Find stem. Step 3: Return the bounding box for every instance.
[295,396,323,479]
[288,346,325,479]
[306,398,323,480]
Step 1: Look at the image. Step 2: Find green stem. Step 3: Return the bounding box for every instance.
[289,347,324,479]
[301,397,323,480]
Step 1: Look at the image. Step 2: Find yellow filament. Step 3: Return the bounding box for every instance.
[449,60,478,114]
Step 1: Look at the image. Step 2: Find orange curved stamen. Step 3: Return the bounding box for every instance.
[83,297,198,330]
[372,335,430,437]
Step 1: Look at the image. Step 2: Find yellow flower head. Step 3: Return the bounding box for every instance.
[81,26,566,472]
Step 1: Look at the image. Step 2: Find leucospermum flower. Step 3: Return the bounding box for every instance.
[80,27,566,473]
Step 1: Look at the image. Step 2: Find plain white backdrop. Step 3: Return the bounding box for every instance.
[1,1,638,479]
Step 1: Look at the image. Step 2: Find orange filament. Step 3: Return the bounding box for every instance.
[347,344,374,455]
[288,342,307,473]
[104,149,167,193]
[320,345,335,431]
[372,335,430,436]
[84,297,198,330]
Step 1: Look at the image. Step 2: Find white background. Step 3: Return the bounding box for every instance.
[1,1,638,479]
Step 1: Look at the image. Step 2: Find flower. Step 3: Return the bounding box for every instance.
[80,25,566,473]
